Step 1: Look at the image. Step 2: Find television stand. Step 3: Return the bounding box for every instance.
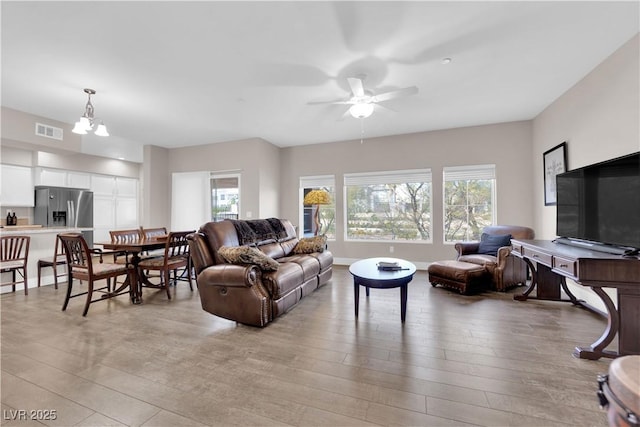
[554,237,630,256]
[511,239,640,360]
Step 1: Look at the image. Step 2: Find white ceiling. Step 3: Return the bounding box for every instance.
[2,1,639,162]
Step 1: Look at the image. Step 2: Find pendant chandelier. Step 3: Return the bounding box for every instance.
[72,88,109,136]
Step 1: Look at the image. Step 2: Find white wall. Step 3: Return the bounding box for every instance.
[166,137,281,225]
[532,33,640,309]
[280,120,534,265]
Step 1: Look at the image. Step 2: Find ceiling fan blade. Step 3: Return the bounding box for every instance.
[347,77,365,97]
[375,103,397,113]
[337,107,353,121]
[307,99,353,105]
[373,86,418,102]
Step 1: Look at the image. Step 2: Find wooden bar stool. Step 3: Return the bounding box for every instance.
[37,235,67,289]
[0,235,30,295]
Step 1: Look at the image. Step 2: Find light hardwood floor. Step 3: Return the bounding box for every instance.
[1,266,612,426]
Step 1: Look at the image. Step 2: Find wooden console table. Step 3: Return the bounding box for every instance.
[511,239,640,360]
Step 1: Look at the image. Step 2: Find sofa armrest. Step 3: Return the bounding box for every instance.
[187,232,215,275]
[455,242,480,257]
[495,245,513,270]
[197,264,260,288]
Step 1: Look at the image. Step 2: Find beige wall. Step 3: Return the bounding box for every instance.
[1,106,82,155]
[280,121,534,265]
[166,137,281,221]
[532,33,639,309]
[532,33,640,239]
[3,33,637,274]
[1,107,140,179]
[142,145,170,228]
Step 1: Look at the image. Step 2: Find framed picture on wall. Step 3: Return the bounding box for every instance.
[543,141,567,206]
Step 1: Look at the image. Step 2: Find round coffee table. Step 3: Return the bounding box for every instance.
[349,257,416,323]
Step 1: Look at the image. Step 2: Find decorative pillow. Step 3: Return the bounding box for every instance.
[477,233,512,257]
[292,235,327,254]
[218,245,279,271]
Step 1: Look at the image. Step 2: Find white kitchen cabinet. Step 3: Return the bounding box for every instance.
[92,175,139,240]
[67,172,91,189]
[36,168,91,189]
[0,164,34,207]
[115,198,138,228]
[116,177,137,197]
[37,168,67,187]
[91,175,116,196]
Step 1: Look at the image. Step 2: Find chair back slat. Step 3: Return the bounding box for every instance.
[141,227,168,240]
[109,229,143,243]
[165,231,193,259]
[0,235,29,262]
[58,233,94,276]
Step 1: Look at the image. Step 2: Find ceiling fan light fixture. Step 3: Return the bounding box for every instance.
[349,103,374,119]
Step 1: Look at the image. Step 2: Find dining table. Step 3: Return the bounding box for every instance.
[97,236,167,304]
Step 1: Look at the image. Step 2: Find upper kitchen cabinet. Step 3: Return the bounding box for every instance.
[1,164,34,207]
[35,167,91,189]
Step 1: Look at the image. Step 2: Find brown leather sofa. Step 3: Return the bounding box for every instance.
[454,225,535,291]
[187,218,333,327]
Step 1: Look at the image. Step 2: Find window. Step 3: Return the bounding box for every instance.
[443,164,496,242]
[300,175,335,239]
[211,174,240,221]
[344,169,432,242]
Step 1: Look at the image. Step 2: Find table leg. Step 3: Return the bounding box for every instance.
[573,286,619,359]
[128,253,143,304]
[354,280,360,318]
[400,283,407,323]
[365,286,370,297]
[129,266,142,304]
[514,257,537,301]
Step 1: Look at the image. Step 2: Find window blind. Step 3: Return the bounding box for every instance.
[344,169,432,186]
[443,164,495,181]
[300,175,335,189]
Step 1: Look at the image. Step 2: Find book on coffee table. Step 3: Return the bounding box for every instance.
[377,261,405,271]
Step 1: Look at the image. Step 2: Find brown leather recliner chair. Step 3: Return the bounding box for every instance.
[455,225,534,291]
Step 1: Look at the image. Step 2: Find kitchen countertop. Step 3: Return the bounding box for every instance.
[0,226,93,235]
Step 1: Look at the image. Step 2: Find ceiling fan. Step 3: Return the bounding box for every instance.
[308,75,419,119]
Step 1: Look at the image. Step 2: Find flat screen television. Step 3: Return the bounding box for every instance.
[556,151,640,254]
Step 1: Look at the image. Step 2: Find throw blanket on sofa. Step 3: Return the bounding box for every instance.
[229,218,288,245]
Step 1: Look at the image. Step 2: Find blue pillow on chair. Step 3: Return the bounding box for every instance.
[477,233,512,257]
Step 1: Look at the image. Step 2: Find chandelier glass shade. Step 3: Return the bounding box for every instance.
[72,88,109,136]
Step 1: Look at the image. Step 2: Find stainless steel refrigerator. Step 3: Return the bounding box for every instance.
[34,186,94,247]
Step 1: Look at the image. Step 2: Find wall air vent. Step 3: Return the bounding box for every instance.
[35,122,63,140]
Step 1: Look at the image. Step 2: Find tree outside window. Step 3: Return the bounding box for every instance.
[300,175,336,239]
[303,187,336,238]
[345,170,432,242]
[443,165,496,242]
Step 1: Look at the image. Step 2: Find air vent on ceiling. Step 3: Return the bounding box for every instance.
[35,122,63,140]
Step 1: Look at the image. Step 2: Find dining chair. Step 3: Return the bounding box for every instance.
[109,228,143,264]
[140,226,168,258]
[109,228,143,244]
[37,235,67,289]
[0,235,30,295]
[137,230,194,299]
[58,233,134,316]
[140,227,168,240]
